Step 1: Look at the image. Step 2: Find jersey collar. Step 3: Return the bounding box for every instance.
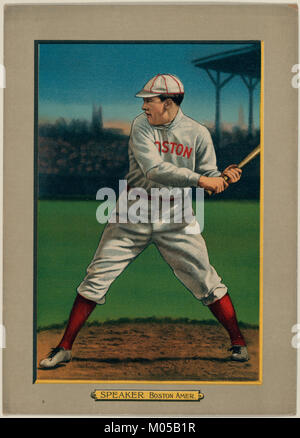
[150,108,184,131]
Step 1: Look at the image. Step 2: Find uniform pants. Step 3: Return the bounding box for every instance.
[77,217,227,306]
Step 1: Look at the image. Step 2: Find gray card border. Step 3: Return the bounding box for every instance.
[3,4,298,416]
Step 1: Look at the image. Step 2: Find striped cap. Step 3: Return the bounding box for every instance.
[135,74,184,98]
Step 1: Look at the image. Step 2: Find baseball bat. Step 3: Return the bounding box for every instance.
[206,144,261,196]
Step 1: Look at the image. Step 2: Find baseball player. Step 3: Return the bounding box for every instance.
[40,73,248,369]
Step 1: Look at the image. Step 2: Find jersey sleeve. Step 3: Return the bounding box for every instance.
[195,127,221,177]
[129,117,200,187]
[129,117,162,175]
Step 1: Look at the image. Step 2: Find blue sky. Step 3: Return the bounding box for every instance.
[38,42,261,129]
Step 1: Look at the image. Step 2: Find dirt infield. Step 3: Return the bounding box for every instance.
[36,320,259,382]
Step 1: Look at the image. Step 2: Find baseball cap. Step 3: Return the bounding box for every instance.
[135,73,184,98]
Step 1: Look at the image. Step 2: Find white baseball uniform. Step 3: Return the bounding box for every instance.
[77,108,228,306]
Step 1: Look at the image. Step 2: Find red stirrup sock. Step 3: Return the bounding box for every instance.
[208,293,246,346]
[58,294,97,351]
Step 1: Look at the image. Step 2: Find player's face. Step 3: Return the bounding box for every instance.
[142,97,167,125]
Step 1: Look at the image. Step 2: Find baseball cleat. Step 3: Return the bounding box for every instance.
[229,345,249,362]
[39,347,72,369]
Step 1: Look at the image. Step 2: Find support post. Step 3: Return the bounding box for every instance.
[204,69,234,148]
[241,76,260,136]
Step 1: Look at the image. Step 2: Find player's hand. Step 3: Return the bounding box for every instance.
[198,176,229,194]
[221,164,242,184]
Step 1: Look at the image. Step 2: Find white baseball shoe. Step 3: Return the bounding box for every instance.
[229,345,249,362]
[39,347,72,369]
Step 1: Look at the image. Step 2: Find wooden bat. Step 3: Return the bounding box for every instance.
[207,144,260,196]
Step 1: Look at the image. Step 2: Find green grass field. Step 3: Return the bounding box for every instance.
[37,200,260,327]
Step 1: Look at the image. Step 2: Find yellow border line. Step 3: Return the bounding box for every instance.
[259,40,264,385]
[36,379,261,385]
[36,42,264,386]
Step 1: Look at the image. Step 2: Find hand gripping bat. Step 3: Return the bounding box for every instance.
[207,144,261,196]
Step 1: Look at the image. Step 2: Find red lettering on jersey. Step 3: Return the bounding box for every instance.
[183,146,193,159]
[176,144,184,155]
[155,141,161,152]
[162,141,169,153]
[155,140,192,159]
[170,142,177,153]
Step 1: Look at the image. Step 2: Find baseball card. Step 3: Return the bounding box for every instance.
[2,3,298,417]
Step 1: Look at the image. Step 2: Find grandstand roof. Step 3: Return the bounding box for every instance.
[192,45,261,78]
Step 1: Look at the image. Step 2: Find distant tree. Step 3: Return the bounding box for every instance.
[68,119,90,146]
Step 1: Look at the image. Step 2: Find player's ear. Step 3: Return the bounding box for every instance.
[163,98,172,109]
